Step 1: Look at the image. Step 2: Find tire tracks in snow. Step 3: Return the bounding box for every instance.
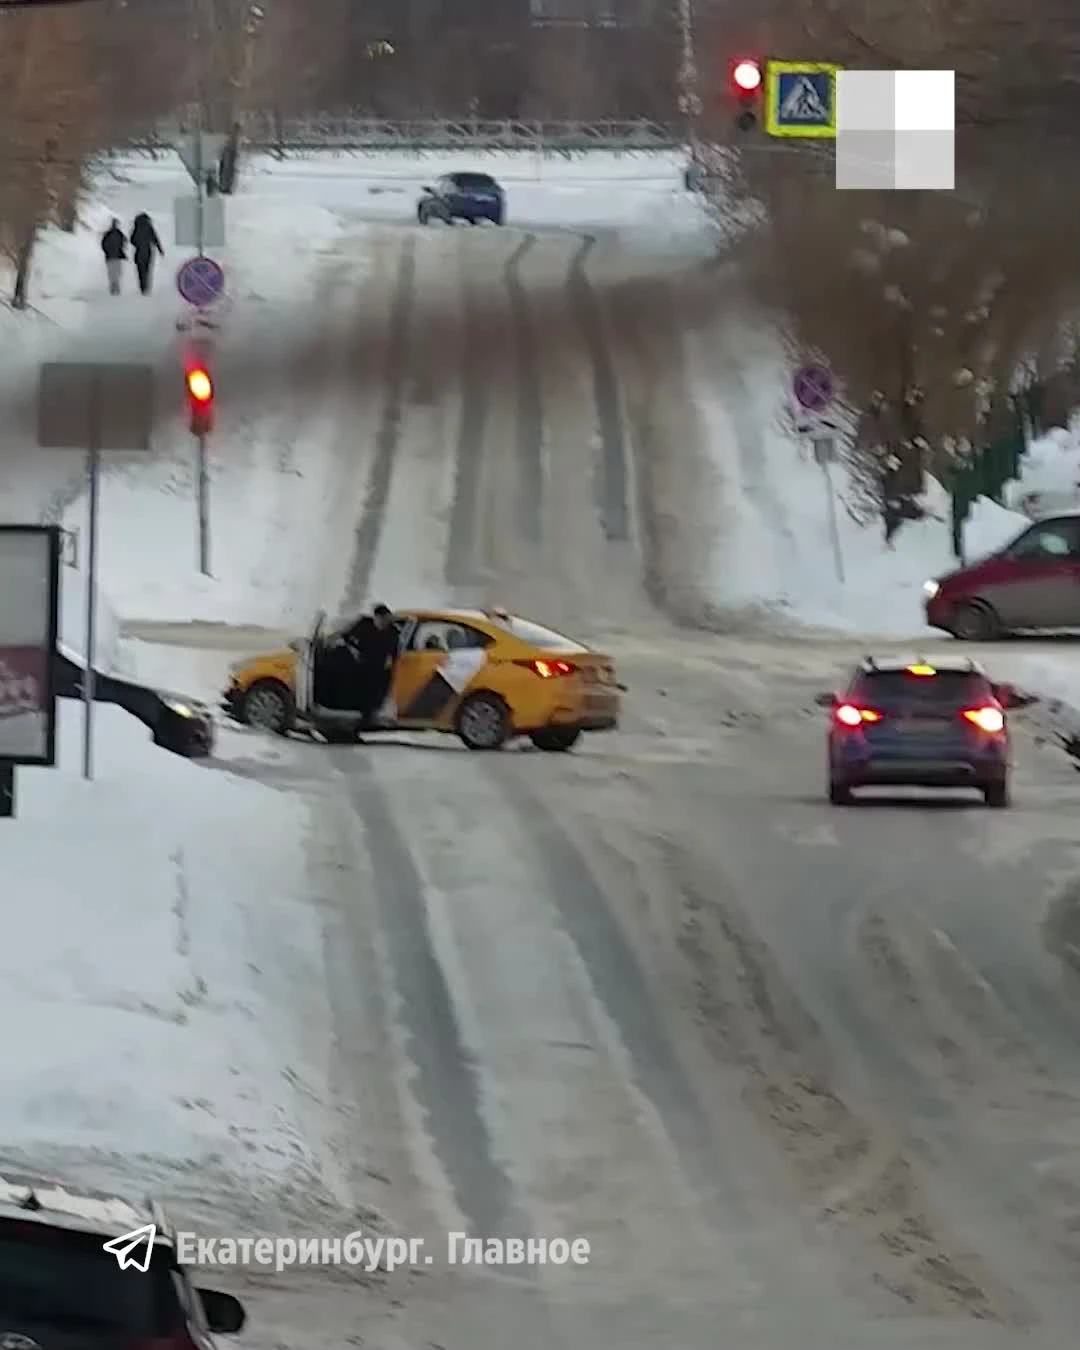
[345,234,416,608]
[444,242,487,589]
[567,235,629,543]
[336,750,524,1245]
[503,234,543,547]
[331,743,786,1330]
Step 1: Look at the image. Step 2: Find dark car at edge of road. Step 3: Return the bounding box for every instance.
[924,510,1080,639]
[818,656,1036,807]
[56,647,215,758]
[417,172,506,226]
[0,1169,244,1349]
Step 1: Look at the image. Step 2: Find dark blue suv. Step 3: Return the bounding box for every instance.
[817,657,1032,807]
[417,172,506,226]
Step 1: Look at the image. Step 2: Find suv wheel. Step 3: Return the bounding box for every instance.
[829,777,854,805]
[950,601,999,641]
[983,778,1010,808]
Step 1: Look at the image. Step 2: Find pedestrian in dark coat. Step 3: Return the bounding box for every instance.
[341,604,398,722]
[130,212,164,295]
[101,219,126,295]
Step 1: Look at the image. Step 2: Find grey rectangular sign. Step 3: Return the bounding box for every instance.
[175,133,227,185]
[174,194,225,249]
[0,525,60,766]
[38,362,154,451]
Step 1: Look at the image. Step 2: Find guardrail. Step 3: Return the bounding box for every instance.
[122,116,684,156]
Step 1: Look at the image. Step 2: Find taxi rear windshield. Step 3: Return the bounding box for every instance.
[502,617,588,652]
[853,670,991,709]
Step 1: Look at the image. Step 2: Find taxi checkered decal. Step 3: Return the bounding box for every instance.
[399,648,487,720]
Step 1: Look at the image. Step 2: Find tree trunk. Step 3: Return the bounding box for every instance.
[11,228,37,310]
[57,168,82,231]
[218,120,241,194]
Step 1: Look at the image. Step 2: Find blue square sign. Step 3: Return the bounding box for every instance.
[766,62,838,138]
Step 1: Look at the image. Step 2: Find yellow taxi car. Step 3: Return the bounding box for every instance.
[221,607,623,751]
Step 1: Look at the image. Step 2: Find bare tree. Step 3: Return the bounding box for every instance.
[699,0,1080,527]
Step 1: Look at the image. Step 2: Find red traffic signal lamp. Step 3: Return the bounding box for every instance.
[730,57,763,131]
[185,363,214,436]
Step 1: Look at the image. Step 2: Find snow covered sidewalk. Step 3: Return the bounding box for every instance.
[1,702,346,1214]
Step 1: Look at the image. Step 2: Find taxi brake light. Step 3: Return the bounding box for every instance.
[963,705,1005,734]
[517,658,575,678]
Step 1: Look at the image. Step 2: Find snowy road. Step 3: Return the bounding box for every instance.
[202,646,1080,1350]
[125,220,1080,1348]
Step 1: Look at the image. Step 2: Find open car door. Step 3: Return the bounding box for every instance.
[293,610,326,719]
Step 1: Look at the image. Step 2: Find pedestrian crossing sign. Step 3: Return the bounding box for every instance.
[765,61,840,138]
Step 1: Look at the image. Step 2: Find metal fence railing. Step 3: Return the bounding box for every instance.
[124,116,683,156]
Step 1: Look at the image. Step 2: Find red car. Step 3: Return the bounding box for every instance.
[924,511,1080,639]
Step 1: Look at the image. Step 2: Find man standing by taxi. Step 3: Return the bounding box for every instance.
[342,604,398,726]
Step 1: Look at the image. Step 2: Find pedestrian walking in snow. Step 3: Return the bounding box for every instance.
[130,212,164,295]
[101,218,127,295]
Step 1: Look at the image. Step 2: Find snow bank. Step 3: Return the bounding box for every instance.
[1002,423,1080,517]
[59,563,123,675]
[2,702,341,1196]
[691,323,1038,638]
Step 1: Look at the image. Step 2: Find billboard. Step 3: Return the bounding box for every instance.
[0,525,60,765]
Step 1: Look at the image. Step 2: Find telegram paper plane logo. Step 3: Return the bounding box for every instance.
[102,1223,157,1271]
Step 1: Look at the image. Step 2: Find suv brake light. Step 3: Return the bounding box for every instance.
[962,705,1005,733]
[834,703,881,727]
[516,658,576,678]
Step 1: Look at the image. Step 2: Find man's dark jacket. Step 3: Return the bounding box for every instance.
[345,617,397,668]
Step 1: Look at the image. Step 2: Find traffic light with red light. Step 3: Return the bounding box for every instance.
[730,57,763,131]
[185,363,214,436]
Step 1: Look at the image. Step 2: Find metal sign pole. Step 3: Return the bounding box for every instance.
[83,371,101,780]
[821,459,845,584]
[195,129,205,256]
[197,432,210,575]
[0,762,13,819]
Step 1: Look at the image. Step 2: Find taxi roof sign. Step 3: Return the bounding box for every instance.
[765,61,840,138]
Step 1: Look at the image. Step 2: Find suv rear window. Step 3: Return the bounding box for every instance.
[452,173,497,189]
[852,669,991,709]
[0,1220,183,1333]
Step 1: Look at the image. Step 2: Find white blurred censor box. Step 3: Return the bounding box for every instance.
[0,527,59,765]
[836,70,955,190]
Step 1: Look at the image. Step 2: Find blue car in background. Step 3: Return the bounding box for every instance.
[417,172,506,226]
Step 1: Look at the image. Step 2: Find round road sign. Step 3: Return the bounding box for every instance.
[793,364,834,412]
[176,255,225,308]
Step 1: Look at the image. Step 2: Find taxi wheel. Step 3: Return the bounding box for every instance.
[456,692,510,750]
[242,678,293,734]
[530,729,581,752]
